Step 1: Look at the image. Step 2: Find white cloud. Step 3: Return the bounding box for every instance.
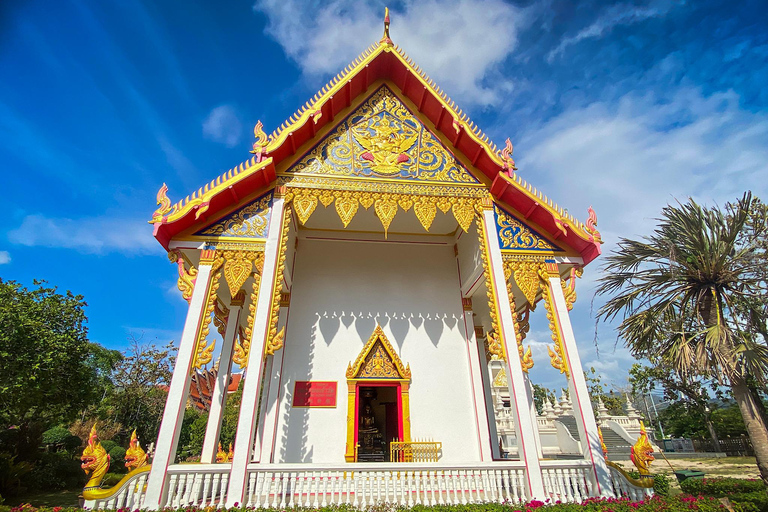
[517,87,768,247]
[253,0,530,105]
[547,2,675,61]
[0,251,10,264]
[202,105,243,148]
[7,214,160,255]
[513,86,768,382]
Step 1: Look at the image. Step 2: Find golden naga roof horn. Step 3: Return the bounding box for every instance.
[381,7,392,45]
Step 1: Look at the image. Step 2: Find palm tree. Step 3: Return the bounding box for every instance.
[596,192,768,486]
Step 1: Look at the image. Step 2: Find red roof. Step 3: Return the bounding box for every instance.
[151,38,603,264]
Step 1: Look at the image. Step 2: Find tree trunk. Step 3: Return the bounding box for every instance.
[732,377,768,487]
[703,409,721,452]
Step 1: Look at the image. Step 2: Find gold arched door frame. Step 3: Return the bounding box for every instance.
[344,325,411,462]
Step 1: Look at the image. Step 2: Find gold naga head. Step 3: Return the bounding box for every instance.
[216,442,226,462]
[630,422,655,475]
[81,425,110,490]
[124,429,149,471]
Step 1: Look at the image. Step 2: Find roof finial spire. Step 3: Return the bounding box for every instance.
[381,7,392,45]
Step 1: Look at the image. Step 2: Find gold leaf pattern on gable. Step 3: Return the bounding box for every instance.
[494,205,561,252]
[199,194,272,238]
[289,86,479,185]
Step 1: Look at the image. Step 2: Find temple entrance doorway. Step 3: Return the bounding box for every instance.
[356,385,401,462]
[345,325,412,462]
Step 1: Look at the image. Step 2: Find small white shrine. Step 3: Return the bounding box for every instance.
[83,13,649,510]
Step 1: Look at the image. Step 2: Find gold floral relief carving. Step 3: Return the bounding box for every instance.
[222,250,263,298]
[200,194,271,238]
[290,86,479,184]
[476,216,505,361]
[541,283,570,379]
[335,192,359,228]
[495,205,558,251]
[346,325,411,380]
[293,193,318,225]
[561,266,583,311]
[233,266,262,369]
[505,259,547,306]
[285,185,485,234]
[374,195,398,235]
[213,300,229,337]
[169,251,197,303]
[264,208,292,357]
[505,269,534,372]
[191,260,224,372]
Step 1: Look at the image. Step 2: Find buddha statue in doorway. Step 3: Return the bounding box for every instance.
[357,396,385,461]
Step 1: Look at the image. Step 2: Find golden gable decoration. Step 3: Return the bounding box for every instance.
[346,325,411,380]
[291,86,479,185]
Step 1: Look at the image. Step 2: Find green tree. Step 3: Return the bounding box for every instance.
[532,384,556,414]
[102,337,176,444]
[629,362,722,449]
[0,280,117,459]
[584,367,624,415]
[596,193,768,485]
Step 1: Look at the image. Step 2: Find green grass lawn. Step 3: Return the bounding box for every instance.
[6,488,82,508]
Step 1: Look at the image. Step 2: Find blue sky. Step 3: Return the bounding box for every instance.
[1,0,766,391]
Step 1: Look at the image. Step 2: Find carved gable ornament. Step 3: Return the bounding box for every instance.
[346,325,411,380]
[494,205,562,252]
[194,191,273,239]
[290,86,480,185]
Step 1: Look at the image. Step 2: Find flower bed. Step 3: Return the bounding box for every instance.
[0,494,756,512]
[679,477,767,512]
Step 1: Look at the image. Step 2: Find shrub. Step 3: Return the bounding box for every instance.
[680,476,765,495]
[99,441,118,454]
[101,472,124,487]
[652,473,670,497]
[680,477,767,512]
[106,447,125,472]
[26,452,83,491]
[0,453,33,497]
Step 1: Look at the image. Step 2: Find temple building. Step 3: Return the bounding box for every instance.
[83,12,650,510]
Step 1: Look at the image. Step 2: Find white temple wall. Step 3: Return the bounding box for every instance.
[271,236,482,463]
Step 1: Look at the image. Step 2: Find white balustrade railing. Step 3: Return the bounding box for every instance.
[540,461,593,503]
[242,462,529,508]
[84,460,654,509]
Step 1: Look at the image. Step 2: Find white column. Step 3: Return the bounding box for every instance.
[475,336,502,459]
[481,207,545,500]
[257,305,289,463]
[144,251,216,510]
[462,301,495,461]
[226,195,286,507]
[524,375,544,458]
[200,294,244,463]
[546,267,613,497]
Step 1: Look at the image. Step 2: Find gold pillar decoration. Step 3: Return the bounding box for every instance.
[374,194,398,236]
[169,250,197,303]
[223,250,262,298]
[503,263,534,372]
[191,250,224,372]
[283,186,482,234]
[505,259,545,306]
[233,261,263,369]
[213,299,229,337]
[541,262,570,378]
[560,266,583,311]
[475,214,505,361]
[264,207,292,357]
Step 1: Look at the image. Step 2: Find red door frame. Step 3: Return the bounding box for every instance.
[353,382,403,453]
